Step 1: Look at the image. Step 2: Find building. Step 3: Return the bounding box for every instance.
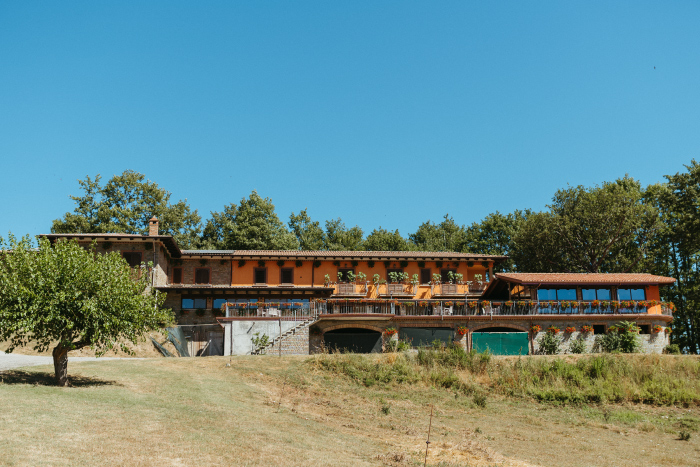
[43,217,675,356]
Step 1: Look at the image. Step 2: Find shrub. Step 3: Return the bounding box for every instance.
[595,321,641,353]
[664,344,681,355]
[473,393,487,408]
[537,331,561,355]
[569,335,587,354]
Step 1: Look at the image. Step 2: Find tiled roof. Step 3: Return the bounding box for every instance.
[182,250,506,260]
[494,273,676,285]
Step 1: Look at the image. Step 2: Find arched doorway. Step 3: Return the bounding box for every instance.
[324,328,382,353]
[471,326,528,355]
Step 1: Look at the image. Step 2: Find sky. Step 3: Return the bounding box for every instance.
[1,1,699,240]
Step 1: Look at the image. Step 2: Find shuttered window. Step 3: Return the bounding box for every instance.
[194,268,210,284]
[172,268,183,284]
[280,268,293,284]
[122,252,142,267]
[420,268,431,284]
[254,268,267,284]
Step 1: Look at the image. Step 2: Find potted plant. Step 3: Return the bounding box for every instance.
[384,327,398,337]
[530,324,541,333]
[456,326,468,336]
[565,326,576,334]
[546,325,560,334]
[581,325,594,334]
[195,308,205,317]
[470,274,485,292]
[652,324,663,333]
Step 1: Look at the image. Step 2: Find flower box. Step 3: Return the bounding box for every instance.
[581,325,594,334]
[530,325,541,333]
[565,326,576,333]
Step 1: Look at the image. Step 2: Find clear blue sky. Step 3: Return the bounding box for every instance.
[1,2,698,239]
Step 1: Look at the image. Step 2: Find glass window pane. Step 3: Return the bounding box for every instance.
[617,289,631,300]
[557,289,577,300]
[181,298,194,309]
[537,289,556,300]
[631,289,646,300]
[582,289,596,300]
[193,298,207,309]
[596,289,611,300]
[213,299,226,309]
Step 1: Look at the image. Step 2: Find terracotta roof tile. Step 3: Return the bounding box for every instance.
[494,273,675,285]
[199,250,506,260]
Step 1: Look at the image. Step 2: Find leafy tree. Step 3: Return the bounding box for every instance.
[51,171,203,249]
[409,214,467,252]
[288,209,325,250]
[512,177,661,273]
[0,235,171,386]
[203,191,299,250]
[324,218,364,251]
[464,211,529,271]
[364,227,412,251]
[645,160,700,353]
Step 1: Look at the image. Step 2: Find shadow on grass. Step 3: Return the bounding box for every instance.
[0,370,119,387]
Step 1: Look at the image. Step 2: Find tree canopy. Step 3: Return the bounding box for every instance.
[51,170,203,249]
[364,227,413,251]
[0,235,172,386]
[409,215,467,252]
[202,191,298,250]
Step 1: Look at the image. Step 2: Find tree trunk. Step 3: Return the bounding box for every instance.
[52,344,69,387]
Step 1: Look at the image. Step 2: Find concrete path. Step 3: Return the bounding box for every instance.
[0,350,125,371]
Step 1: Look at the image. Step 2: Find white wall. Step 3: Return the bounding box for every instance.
[222,320,299,355]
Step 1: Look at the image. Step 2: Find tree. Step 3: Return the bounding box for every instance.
[463,211,529,272]
[203,191,299,250]
[288,209,326,250]
[0,235,171,386]
[645,160,700,353]
[324,218,364,251]
[409,214,467,252]
[364,227,412,251]
[512,177,661,273]
[51,171,203,249]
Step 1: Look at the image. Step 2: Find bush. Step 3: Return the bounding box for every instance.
[569,335,587,354]
[384,338,411,353]
[664,344,681,355]
[537,331,561,355]
[595,321,641,353]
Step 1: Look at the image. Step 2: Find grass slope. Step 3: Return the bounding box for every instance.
[0,353,699,466]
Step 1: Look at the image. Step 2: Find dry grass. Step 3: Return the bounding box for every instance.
[1,331,175,358]
[1,355,699,466]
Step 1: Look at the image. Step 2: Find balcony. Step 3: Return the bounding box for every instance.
[379,283,415,298]
[334,282,367,297]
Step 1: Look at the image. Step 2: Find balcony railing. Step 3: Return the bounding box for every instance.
[313,299,674,317]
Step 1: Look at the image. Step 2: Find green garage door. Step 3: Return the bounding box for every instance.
[324,329,383,353]
[472,332,528,355]
[399,328,453,347]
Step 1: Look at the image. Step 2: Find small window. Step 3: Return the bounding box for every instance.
[172,268,183,284]
[593,324,606,335]
[181,297,206,309]
[122,252,142,267]
[556,289,577,300]
[617,288,644,301]
[181,298,194,309]
[194,268,210,284]
[338,268,355,282]
[420,268,431,284]
[582,289,596,301]
[280,268,293,284]
[638,324,650,334]
[213,298,227,310]
[537,289,557,301]
[254,268,267,284]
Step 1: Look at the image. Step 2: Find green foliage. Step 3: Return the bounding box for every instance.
[463,211,529,272]
[0,235,172,384]
[251,332,270,355]
[202,191,299,250]
[568,335,587,354]
[323,218,364,251]
[363,227,412,251]
[409,214,467,252]
[665,344,682,355]
[288,209,325,250]
[51,170,203,249]
[537,331,562,355]
[512,176,661,273]
[595,322,641,353]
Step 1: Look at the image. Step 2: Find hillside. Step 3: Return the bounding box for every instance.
[1,353,699,466]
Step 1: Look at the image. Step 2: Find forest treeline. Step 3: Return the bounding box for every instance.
[51,162,700,352]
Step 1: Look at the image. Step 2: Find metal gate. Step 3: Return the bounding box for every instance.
[472,332,528,355]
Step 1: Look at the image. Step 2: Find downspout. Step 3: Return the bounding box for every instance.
[152,240,157,288]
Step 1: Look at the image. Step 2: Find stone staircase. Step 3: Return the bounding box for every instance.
[264,319,313,355]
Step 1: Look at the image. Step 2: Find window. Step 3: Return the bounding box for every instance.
[440,269,457,283]
[254,268,267,284]
[639,324,650,334]
[194,268,210,284]
[280,268,293,284]
[582,288,611,300]
[593,324,606,335]
[338,268,355,282]
[181,297,206,309]
[122,252,142,267]
[172,268,183,284]
[386,268,403,283]
[617,288,645,300]
[420,268,431,284]
[213,298,227,310]
[537,289,576,300]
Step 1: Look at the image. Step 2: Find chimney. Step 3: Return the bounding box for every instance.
[149,216,159,236]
